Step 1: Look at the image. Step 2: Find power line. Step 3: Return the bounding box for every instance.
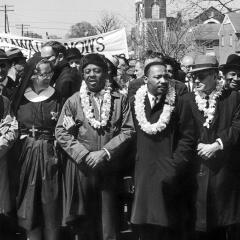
[0,5,14,33]
[16,24,30,36]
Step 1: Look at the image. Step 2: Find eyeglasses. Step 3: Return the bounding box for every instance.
[192,71,213,80]
[38,72,54,78]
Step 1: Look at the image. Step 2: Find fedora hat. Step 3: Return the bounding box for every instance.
[6,48,26,61]
[219,54,240,71]
[190,55,218,73]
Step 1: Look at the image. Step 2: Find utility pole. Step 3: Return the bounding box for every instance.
[0,5,14,33]
[16,24,30,36]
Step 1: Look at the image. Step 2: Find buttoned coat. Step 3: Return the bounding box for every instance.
[188,90,240,231]
[130,81,195,227]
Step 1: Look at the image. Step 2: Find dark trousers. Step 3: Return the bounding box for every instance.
[194,225,240,240]
[133,224,180,240]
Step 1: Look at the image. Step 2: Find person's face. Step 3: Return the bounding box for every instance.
[117,58,128,76]
[0,60,9,82]
[83,64,106,92]
[134,62,144,79]
[192,69,217,93]
[41,46,59,67]
[33,63,54,89]
[166,64,174,79]
[69,58,81,71]
[146,65,169,96]
[14,58,26,77]
[181,64,191,74]
[224,68,240,90]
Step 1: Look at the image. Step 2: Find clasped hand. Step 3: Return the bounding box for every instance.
[197,142,221,160]
[85,150,108,168]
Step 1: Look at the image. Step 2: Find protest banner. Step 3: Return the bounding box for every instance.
[0,28,129,58]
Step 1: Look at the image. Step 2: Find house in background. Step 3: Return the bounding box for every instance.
[188,6,224,59]
[218,12,240,64]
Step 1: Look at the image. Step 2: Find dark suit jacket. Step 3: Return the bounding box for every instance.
[51,60,80,106]
[131,81,196,227]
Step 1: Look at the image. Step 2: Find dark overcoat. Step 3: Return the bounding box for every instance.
[188,90,240,231]
[130,81,195,227]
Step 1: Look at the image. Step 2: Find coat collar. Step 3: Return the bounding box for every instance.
[24,86,55,102]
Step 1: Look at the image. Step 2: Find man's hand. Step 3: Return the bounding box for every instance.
[85,150,108,168]
[197,142,221,160]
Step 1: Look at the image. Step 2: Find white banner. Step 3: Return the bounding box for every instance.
[0,28,129,58]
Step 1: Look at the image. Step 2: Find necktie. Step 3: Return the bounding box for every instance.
[152,96,159,108]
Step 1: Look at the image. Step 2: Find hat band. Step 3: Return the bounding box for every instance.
[192,63,217,69]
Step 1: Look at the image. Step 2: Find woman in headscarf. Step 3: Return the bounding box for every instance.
[12,56,61,240]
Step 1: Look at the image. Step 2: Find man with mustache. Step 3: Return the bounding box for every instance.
[188,55,240,240]
[55,53,135,240]
[130,61,195,240]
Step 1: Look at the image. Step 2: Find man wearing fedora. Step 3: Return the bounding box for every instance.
[219,54,240,91]
[5,48,26,100]
[187,55,240,240]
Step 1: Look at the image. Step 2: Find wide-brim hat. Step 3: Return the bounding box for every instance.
[219,54,240,71]
[190,55,218,73]
[0,49,8,61]
[6,48,26,61]
[80,53,108,73]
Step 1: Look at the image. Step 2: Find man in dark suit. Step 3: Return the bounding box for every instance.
[188,55,240,240]
[41,41,80,105]
[130,61,196,240]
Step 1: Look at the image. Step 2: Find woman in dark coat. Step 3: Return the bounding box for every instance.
[12,57,61,240]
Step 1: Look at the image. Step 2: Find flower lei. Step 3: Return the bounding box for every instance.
[194,81,223,128]
[134,82,176,135]
[79,80,112,129]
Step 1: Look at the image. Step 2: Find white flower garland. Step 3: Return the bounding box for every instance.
[194,81,223,128]
[80,80,112,129]
[134,82,176,135]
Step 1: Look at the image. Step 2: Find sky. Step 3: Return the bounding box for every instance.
[0,0,239,39]
[0,0,135,38]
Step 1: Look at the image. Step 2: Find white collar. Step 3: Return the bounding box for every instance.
[7,67,17,82]
[24,86,55,102]
[147,91,160,108]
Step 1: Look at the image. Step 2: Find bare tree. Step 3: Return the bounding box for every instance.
[67,21,97,38]
[95,11,121,34]
[144,16,194,60]
[169,0,239,16]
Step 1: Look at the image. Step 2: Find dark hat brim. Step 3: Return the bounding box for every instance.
[219,63,240,70]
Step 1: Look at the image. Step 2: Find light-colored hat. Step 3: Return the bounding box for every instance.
[190,55,218,73]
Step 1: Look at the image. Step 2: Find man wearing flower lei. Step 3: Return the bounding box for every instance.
[55,53,135,240]
[130,61,196,240]
[188,55,240,240]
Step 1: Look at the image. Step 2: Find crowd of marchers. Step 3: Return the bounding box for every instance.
[0,42,240,240]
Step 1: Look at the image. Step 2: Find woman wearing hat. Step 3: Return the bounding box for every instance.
[187,55,240,240]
